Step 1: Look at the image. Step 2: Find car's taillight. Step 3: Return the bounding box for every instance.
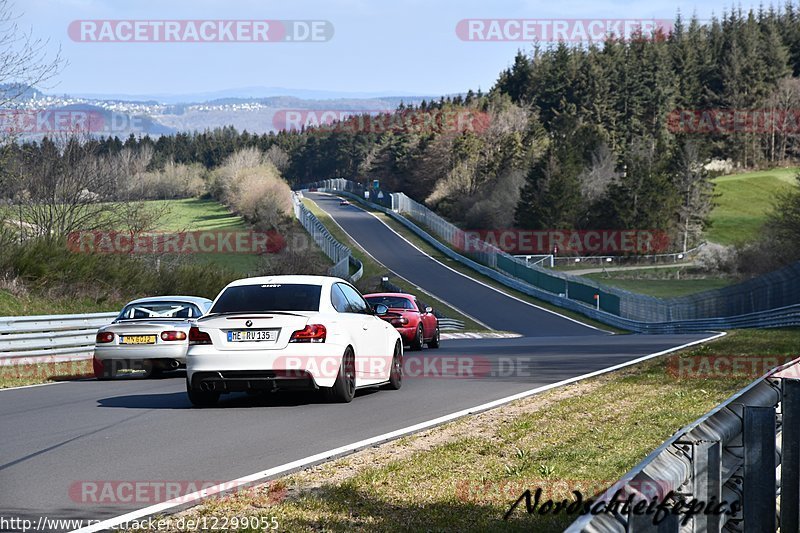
[390,317,409,326]
[96,331,114,343]
[188,326,212,345]
[161,330,187,341]
[289,324,327,343]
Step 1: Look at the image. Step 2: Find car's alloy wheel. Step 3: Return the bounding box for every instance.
[326,347,356,403]
[428,326,440,349]
[386,342,402,390]
[411,325,423,351]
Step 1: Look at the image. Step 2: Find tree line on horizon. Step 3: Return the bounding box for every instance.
[6,5,800,259]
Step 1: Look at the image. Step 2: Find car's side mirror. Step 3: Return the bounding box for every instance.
[425,306,433,314]
[374,304,389,315]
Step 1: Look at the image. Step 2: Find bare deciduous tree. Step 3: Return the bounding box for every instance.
[674,142,713,252]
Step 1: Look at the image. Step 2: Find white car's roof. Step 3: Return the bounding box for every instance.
[125,296,214,306]
[224,275,344,288]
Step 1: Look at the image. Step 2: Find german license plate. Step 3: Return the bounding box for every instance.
[227,329,280,342]
[120,335,156,345]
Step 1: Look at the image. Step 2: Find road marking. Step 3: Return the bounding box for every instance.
[324,193,608,333]
[72,332,724,533]
[307,194,493,330]
[0,381,68,392]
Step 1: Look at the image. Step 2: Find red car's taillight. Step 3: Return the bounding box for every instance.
[188,326,212,345]
[96,331,114,343]
[161,330,187,341]
[289,324,327,343]
[390,317,409,326]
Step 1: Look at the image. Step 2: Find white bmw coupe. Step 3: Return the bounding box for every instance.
[185,275,403,406]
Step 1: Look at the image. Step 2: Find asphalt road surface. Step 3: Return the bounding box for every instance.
[306,191,601,338]
[0,193,719,530]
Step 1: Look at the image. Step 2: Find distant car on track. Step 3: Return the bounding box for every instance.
[339,199,350,206]
[364,292,440,351]
[93,296,213,380]
[185,275,403,407]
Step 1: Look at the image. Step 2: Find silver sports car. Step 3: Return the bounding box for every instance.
[93,296,213,380]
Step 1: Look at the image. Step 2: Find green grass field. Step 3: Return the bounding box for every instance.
[584,269,733,298]
[147,198,248,231]
[707,167,798,245]
[0,198,262,316]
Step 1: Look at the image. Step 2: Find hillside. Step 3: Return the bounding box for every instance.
[707,168,798,245]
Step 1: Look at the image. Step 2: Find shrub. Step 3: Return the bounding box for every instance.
[694,243,737,274]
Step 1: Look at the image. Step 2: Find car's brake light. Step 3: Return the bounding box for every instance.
[390,317,409,326]
[289,324,326,343]
[188,326,212,345]
[96,331,114,343]
[161,330,187,341]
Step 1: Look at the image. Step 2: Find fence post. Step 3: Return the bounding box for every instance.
[742,405,777,531]
[781,379,800,533]
[691,440,722,532]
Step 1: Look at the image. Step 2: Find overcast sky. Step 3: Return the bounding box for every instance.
[22,0,749,99]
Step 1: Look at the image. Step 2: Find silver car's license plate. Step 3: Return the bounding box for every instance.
[227,329,280,342]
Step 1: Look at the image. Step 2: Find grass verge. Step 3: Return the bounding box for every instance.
[160,329,798,532]
[584,267,733,298]
[0,288,126,316]
[0,359,93,389]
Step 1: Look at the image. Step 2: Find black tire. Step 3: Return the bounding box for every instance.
[410,325,424,351]
[386,342,402,390]
[186,380,219,407]
[427,326,440,349]
[325,347,356,403]
[93,357,117,380]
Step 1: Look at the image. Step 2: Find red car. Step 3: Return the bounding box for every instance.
[364,292,440,350]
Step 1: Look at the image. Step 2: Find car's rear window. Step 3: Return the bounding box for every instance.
[365,296,414,310]
[211,284,322,313]
[117,301,202,320]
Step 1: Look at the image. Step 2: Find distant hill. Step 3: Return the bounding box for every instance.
[0,86,435,136]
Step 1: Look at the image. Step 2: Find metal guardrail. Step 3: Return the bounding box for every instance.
[438,318,465,331]
[292,192,362,283]
[0,312,116,363]
[309,182,800,333]
[549,243,707,268]
[565,356,800,532]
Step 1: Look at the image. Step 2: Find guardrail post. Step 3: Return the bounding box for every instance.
[781,379,800,533]
[691,440,722,532]
[629,499,680,531]
[742,405,777,531]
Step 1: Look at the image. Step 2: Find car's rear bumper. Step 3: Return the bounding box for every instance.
[94,344,187,363]
[187,342,353,389]
[394,326,418,343]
